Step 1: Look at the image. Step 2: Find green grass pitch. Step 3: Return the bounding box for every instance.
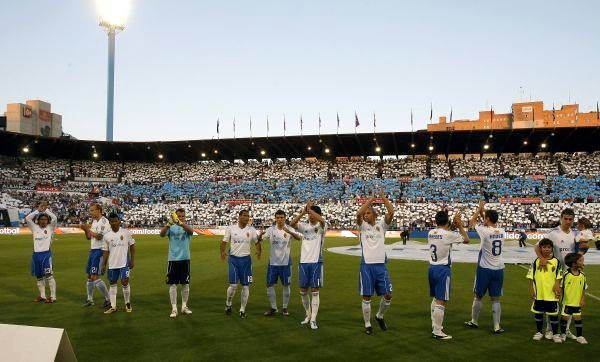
[0,234,597,361]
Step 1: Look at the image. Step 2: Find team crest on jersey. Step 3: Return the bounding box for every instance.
[314,227,318,233]
[284,233,288,238]
[120,235,124,240]
[376,226,380,232]
[246,232,250,238]
[551,266,556,272]
[44,230,47,234]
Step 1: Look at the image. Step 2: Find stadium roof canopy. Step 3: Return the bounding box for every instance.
[1,127,598,162]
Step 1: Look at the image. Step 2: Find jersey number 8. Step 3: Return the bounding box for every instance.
[492,240,502,256]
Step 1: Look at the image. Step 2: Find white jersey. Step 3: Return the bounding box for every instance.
[359,219,389,264]
[297,221,326,264]
[475,225,505,270]
[576,229,593,242]
[102,228,135,269]
[223,224,258,257]
[263,225,298,266]
[25,209,57,253]
[542,227,576,264]
[89,216,110,250]
[427,228,464,266]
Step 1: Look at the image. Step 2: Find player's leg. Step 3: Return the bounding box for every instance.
[104,269,119,313]
[560,306,569,341]
[490,269,504,333]
[573,314,586,344]
[467,267,486,327]
[167,261,178,317]
[299,264,311,324]
[432,267,451,339]
[32,252,46,302]
[359,264,374,333]
[239,256,252,318]
[44,253,56,303]
[309,263,322,328]
[281,265,291,316]
[374,265,392,331]
[180,260,191,315]
[428,267,436,329]
[531,300,544,340]
[264,264,277,315]
[85,251,95,305]
[548,303,562,343]
[92,250,110,306]
[225,256,238,314]
[121,268,132,312]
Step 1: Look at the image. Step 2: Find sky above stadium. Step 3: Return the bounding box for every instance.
[1,0,599,142]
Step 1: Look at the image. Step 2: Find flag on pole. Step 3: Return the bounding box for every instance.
[429,103,433,122]
[283,115,286,136]
[354,112,360,130]
[449,107,453,123]
[267,116,270,137]
[373,112,376,133]
[552,103,556,123]
[336,112,340,134]
[249,116,253,138]
[300,115,303,135]
[233,117,236,138]
[597,101,599,119]
[410,109,414,132]
[216,118,220,138]
[318,113,322,135]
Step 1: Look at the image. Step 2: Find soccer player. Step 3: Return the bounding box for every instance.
[258,210,303,316]
[518,229,527,248]
[527,238,563,343]
[160,209,194,318]
[220,209,261,319]
[290,200,327,330]
[428,210,469,340]
[356,188,394,335]
[79,203,111,308]
[101,213,136,314]
[26,201,58,303]
[560,253,588,344]
[465,200,505,334]
[535,208,585,340]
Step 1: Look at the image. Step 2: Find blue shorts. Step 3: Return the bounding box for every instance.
[428,265,451,301]
[359,263,392,296]
[31,251,53,278]
[228,255,253,285]
[473,266,504,298]
[107,267,130,283]
[299,263,323,289]
[86,249,104,276]
[267,264,292,286]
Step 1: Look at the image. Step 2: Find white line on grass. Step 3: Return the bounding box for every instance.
[515,264,600,302]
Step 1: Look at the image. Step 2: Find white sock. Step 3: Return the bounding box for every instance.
[432,304,445,334]
[46,276,56,299]
[492,301,501,330]
[95,279,110,301]
[181,284,190,308]
[430,298,435,329]
[109,284,117,308]
[122,284,131,304]
[86,281,94,301]
[300,291,311,317]
[376,297,391,319]
[267,286,277,309]
[471,298,482,324]
[566,315,572,333]
[310,292,320,322]
[226,284,237,307]
[37,279,46,299]
[169,284,177,310]
[362,300,372,327]
[240,286,249,312]
[282,285,291,309]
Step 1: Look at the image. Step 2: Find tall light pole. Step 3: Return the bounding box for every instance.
[97,0,129,142]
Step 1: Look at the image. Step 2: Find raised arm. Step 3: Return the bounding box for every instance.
[284,225,303,241]
[289,208,306,228]
[45,209,58,228]
[305,200,326,228]
[25,209,39,228]
[453,212,470,243]
[380,187,394,225]
[469,200,484,229]
[356,190,375,226]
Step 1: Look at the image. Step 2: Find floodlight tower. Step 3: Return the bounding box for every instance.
[97,0,130,141]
